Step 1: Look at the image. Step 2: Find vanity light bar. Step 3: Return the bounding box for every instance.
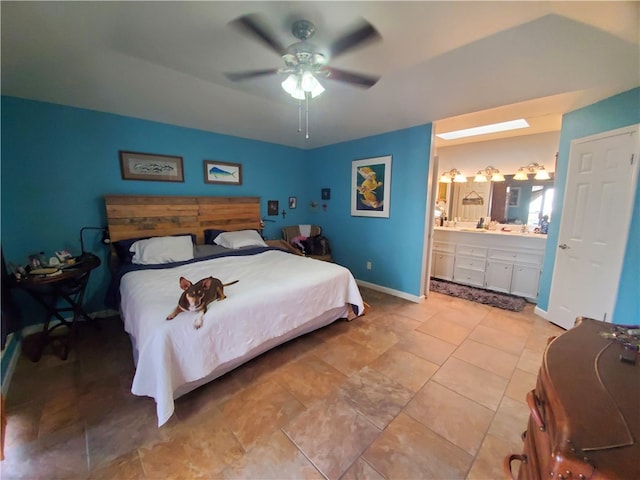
[474,166,505,182]
[439,168,467,183]
[436,119,530,141]
[514,162,551,181]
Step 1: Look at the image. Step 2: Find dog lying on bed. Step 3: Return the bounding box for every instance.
[167,276,239,329]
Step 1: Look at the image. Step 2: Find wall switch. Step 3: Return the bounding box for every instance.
[366,261,372,270]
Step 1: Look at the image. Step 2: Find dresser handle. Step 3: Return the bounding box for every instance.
[527,389,546,431]
[503,453,527,480]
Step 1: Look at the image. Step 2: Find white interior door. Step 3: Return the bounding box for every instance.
[548,125,639,330]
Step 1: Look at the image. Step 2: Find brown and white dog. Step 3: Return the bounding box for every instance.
[167,276,238,329]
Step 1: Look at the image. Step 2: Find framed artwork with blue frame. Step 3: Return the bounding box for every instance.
[351,155,392,218]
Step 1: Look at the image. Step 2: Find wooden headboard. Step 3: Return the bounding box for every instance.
[104,195,261,244]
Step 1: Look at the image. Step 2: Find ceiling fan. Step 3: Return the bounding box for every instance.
[224,14,381,138]
[225,14,381,90]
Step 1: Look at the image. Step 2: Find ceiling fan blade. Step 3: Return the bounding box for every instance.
[225,69,280,82]
[324,67,379,88]
[329,20,381,59]
[231,14,286,56]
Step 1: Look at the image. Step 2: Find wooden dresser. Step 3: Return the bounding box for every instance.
[505,317,639,480]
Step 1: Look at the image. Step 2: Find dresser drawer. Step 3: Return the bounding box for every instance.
[455,244,488,258]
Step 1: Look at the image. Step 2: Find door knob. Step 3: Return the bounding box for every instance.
[558,243,569,250]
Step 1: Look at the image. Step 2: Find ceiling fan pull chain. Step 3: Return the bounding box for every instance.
[305,93,310,139]
[297,100,302,133]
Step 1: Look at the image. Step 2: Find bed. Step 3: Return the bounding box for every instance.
[105,195,364,426]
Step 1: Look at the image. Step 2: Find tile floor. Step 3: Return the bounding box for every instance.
[1,287,564,479]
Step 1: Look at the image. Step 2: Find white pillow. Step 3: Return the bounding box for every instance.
[214,230,267,249]
[130,235,194,265]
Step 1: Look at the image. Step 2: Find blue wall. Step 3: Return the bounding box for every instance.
[1,96,433,324]
[1,97,307,314]
[307,125,432,296]
[537,88,640,324]
[4,89,637,327]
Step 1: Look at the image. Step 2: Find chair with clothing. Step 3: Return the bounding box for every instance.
[281,224,332,262]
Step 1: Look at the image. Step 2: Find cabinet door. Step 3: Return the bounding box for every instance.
[511,265,540,300]
[485,261,513,293]
[432,253,455,280]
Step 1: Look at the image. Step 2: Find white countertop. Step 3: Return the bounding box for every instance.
[434,226,547,239]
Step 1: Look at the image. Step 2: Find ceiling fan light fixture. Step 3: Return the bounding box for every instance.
[301,71,317,91]
[281,74,299,96]
[291,89,306,101]
[282,72,325,99]
[228,15,381,139]
[309,78,325,98]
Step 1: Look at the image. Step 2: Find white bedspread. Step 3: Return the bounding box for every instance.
[119,250,364,426]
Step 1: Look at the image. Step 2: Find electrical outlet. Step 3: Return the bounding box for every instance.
[366,261,372,270]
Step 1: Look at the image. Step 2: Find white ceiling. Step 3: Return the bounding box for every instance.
[2,1,638,150]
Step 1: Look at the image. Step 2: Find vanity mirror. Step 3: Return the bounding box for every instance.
[448,173,554,226]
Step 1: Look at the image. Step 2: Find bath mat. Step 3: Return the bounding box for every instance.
[429,278,527,311]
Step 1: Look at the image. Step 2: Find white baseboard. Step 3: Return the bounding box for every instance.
[356,279,423,303]
[534,306,548,320]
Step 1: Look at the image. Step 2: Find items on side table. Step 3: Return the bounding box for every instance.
[10,252,101,362]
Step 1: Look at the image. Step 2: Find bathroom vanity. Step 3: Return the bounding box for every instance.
[431,226,546,302]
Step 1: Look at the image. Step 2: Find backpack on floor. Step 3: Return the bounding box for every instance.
[303,234,331,256]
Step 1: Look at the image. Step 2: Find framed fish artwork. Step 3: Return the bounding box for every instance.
[120,151,184,182]
[203,160,242,185]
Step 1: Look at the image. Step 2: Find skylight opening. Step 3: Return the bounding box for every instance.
[436,119,530,141]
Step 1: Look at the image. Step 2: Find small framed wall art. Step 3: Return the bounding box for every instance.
[119,151,184,182]
[267,200,279,216]
[203,160,242,185]
[288,196,297,209]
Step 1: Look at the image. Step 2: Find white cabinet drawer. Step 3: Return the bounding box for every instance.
[456,244,488,258]
[454,255,486,271]
[489,248,543,266]
[453,267,485,287]
[433,241,455,254]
